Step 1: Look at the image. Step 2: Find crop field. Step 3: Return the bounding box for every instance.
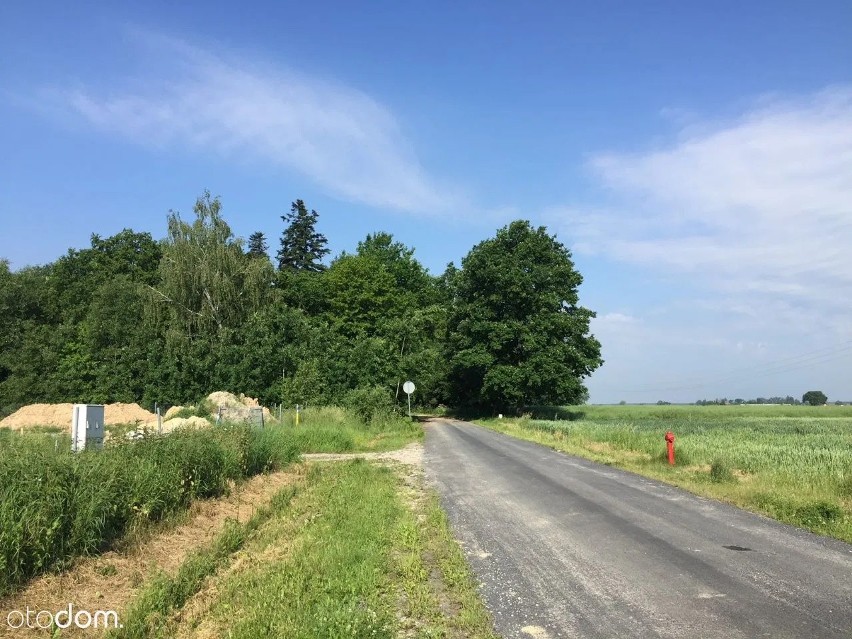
[477,404,852,542]
[0,407,422,598]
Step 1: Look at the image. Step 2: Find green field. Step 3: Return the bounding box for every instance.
[477,404,852,542]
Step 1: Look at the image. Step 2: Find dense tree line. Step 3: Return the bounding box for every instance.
[694,395,827,406]
[0,192,602,415]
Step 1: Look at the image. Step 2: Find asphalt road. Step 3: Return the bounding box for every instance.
[424,419,852,639]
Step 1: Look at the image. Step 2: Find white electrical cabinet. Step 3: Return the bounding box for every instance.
[72,404,105,452]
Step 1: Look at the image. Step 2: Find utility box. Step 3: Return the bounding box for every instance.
[72,404,105,452]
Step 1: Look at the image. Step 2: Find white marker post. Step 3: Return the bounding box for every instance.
[402,381,416,418]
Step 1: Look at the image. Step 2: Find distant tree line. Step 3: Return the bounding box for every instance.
[0,192,602,415]
[695,392,831,406]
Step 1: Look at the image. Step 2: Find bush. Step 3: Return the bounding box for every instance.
[342,386,397,424]
[523,406,585,421]
[168,404,210,419]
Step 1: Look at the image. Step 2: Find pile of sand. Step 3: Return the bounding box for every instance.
[130,391,268,437]
[160,416,210,432]
[164,405,185,420]
[142,415,211,434]
[1,392,270,436]
[128,415,212,439]
[206,391,271,424]
[1,402,156,431]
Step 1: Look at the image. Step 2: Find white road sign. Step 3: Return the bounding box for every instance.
[403,381,416,394]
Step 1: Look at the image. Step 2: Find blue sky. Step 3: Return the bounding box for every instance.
[2,1,851,403]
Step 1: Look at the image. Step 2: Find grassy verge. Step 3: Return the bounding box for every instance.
[0,405,421,597]
[275,405,423,452]
[476,407,852,542]
[395,486,497,638]
[119,460,495,638]
[0,425,299,597]
[110,483,300,639]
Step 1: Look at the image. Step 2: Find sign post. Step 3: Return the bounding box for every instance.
[402,381,415,418]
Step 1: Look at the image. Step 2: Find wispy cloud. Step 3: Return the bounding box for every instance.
[554,87,852,329]
[553,88,852,401]
[37,32,459,214]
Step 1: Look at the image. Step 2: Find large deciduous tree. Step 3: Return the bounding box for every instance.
[447,220,602,412]
[276,200,329,272]
[802,390,828,406]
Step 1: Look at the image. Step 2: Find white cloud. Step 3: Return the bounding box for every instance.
[38,32,460,214]
[555,87,852,329]
[556,88,852,401]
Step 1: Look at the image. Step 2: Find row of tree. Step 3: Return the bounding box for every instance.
[694,392,830,406]
[0,192,603,415]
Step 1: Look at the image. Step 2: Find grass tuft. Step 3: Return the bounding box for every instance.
[710,458,735,483]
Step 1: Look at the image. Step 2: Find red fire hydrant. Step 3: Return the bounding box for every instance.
[664,431,675,465]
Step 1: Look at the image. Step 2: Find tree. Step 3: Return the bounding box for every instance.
[144,191,273,403]
[356,232,435,304]
[277,200,329,272]
[447,220,602,412]
[247,232,269,259]
[802,390,828,406]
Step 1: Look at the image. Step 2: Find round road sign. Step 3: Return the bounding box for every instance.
[403,381,415,394]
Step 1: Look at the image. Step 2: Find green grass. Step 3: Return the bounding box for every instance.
[395,490,497,638]
[118,461,495,639]
[477,404,852,542]
[0,406,421,598]
[202,461,399,638]
[110,484,299,639]
[275,405,423,452]
[0,425,299,597]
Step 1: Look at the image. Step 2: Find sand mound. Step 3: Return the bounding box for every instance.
[129,415,212,438]
[106,403,156,424]
[1,402,156,431]
[207,391,270,424]
[160,416,211,433]
[164,405,187,420]
[0,404,74,429]
[0,393,267,434]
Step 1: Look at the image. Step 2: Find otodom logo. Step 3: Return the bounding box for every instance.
[6,605,121,630]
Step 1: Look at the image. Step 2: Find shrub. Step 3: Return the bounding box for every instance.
[163,400,216,420]
[342,386,397,424]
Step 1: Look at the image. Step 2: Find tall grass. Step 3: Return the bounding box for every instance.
[0,425,298,597]
[0,406,421,597]
[276,405,423,452]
